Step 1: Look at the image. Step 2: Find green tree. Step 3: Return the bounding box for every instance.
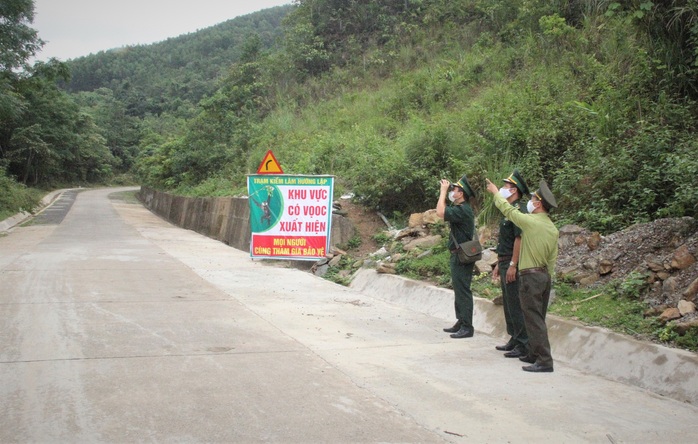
[283,12,331,78]
[142,34,273,187]
[74,88,141,172]
[0,0,43,72]
[0,0,41,164]
[4,59,116,185]
[1,2,117,186]
[63,5,292,118]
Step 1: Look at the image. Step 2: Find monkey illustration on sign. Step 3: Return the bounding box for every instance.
[251,186,275,226]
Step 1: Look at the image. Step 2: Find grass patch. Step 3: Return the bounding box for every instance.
[372,232,392,246]
[323,255,356,286]
[548,281,698,352]
[471,272,500,300]
[341,235,362,251]
[549,282,658,338]
[0,172,44,221]
[395,248,452,287]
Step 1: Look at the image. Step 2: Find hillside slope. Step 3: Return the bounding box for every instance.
[63,5,293,117]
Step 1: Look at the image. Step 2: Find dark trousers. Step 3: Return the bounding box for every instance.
[498,260,528,350]
[450,254,475,328]
[519,271,553,367]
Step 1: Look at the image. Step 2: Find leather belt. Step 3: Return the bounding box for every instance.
[519,267,548,276]
[497,255,512,262]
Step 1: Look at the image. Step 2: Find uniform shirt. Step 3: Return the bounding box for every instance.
[493,193,558,274]
[445,202,475,250]
[495,199,525,257]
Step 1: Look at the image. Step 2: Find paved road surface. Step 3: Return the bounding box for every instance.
[1,187,696,443]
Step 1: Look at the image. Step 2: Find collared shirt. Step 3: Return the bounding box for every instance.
[493,193,558,274]
[495,199,525,257]
[444,202,475,250]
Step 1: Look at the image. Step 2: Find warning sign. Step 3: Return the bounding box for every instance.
[247,175,334,261]
[256,150,283,174]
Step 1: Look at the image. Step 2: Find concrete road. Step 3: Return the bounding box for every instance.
[0,187,696,443]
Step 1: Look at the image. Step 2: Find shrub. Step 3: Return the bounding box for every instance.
[344,235,362,251]
[396,247,451,285]
[608,271,650,300]
[0,170,41,220]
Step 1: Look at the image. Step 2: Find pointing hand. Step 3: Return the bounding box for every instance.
[485,178,498,195]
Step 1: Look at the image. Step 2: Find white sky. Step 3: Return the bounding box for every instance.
[32,0,292,61]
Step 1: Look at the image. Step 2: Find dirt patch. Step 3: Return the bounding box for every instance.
[555,217,698,305]
[335,197,390,257]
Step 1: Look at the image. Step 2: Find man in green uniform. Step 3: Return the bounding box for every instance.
[437,175,477,339]
[492,170,529,358]
[485,178,559,372]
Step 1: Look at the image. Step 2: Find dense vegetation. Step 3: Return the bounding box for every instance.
[2,0,698,234]
[1,0,112,188]
[63,6,291,119]
[0,1,290,212]
[134,0,698,234]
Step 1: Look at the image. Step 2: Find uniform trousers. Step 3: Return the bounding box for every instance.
[450,253,475,328]
[519,270,553,367]
[498,260,529,350]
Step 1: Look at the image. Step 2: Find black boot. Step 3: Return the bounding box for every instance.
[504,346,528,358]
[495,339,515,351]
[443,320,462,333]
[518,355,536,364]
[450,326,474,339]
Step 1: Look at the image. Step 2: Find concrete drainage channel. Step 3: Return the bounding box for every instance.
[0,189,70,232]
[350,269,698,405]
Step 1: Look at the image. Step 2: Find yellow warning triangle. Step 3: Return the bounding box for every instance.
[256,150,283,174]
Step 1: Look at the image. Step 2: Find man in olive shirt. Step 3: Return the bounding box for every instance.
[492,170,529,358]
[485,178,559,373]
[437,175,477,339]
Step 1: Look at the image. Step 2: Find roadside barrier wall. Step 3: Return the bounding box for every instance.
[137,186,355,254]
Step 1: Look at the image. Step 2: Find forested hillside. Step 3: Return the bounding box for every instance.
[1,0,116,195]
[136,0,698,233]
[63,5,292,118]
[3,0,698,234]
[0,1,291,203]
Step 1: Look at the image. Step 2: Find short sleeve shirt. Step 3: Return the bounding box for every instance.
[495,199,526,256]
[444,202,475,250]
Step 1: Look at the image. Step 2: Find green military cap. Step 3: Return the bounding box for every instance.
[532,179,557,209]
[452,174,475,198]
[503,169,529,196]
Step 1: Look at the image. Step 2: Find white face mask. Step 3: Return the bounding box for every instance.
[447,191,456,202]
[527,200,536,213]
[499,187,514,199]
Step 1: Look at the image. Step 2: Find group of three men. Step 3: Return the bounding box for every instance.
[435,170,559,373]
